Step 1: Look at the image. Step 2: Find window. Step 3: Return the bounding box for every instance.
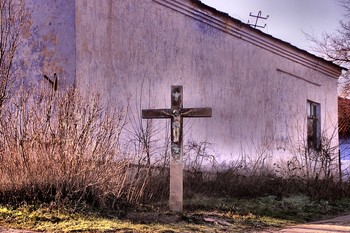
[307,100,321,150]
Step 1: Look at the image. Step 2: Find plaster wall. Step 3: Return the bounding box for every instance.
[74,0,340,161]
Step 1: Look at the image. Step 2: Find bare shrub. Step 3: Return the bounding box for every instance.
[119,81,173,203]
[181,140,284,199]
[274,127,343,200]
[125,115,170,203]
[289,134,339,181]
[181,132,343,200]
[0,85,149,210]
[207,156,281,199]
[0,0,26,108]
[182,141,217,196]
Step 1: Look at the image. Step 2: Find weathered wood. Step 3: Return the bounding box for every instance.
[142,109,172,119]
[180,108,212,117]
[141,85,212,212]
[142,108,211,119]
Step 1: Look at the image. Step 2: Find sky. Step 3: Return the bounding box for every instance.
[200,0,346,52]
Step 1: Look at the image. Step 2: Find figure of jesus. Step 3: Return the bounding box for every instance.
[172,109,181,143]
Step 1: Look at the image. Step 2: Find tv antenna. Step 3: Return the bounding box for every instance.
[248,11,269,29]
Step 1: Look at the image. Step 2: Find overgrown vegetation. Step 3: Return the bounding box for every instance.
[0,0,26,108]
[0,1,348,232]
[0,86,151,212]
[0,84,348,232]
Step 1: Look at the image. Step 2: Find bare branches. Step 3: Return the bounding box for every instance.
[0,86,133,207]
[307,2,350,95]
[309,24,350,66]
[338,0,350,17]
[0,0,25,108]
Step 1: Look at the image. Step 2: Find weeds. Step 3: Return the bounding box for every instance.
[0,85,147,211]
[0,82,348,230]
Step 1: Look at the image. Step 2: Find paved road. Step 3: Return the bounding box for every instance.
[259,214,350,233]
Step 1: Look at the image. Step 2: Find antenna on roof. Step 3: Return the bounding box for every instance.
[248,11,269,29]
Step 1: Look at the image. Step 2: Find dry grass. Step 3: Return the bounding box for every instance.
[0,86,152,210]
[0,84,348,227]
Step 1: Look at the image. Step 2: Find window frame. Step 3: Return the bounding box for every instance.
[307,100,321,150]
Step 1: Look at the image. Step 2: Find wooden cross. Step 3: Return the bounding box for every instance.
[142,85,212,212]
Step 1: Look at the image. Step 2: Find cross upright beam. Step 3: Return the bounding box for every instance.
[142,85,212,212]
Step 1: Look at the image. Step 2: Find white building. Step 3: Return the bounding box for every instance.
[20,0,343,171]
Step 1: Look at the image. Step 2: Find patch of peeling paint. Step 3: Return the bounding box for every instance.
[16,0,75,87]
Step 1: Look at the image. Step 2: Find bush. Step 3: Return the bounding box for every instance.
[0,85,144,210]
[0,84,346,211]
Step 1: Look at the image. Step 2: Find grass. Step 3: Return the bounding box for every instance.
[1,195,350,232]
[185,195,350,222]
[0,205,156,232]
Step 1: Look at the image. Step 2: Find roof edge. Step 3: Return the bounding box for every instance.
[154,0,343,79]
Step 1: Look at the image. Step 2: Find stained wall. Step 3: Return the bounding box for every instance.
[18,0,76,87]
[72,0,341,161]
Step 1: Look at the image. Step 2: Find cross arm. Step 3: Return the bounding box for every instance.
[142,109,173,119]
[181,108,212,118]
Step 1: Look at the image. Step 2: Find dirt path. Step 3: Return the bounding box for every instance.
[0,228,33,233]
[259,214,350,233]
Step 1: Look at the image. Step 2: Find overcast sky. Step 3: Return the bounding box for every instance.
[200,0,346,52]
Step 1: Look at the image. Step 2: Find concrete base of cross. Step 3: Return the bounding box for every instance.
[169,161,183,212]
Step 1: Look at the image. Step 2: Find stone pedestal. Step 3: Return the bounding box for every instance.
[169,161,183,212]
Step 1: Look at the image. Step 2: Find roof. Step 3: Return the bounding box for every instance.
[190,0,344,74]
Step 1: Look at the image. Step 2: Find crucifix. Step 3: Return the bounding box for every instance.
[142,85,212,212]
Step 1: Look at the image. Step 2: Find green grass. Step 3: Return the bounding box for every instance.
[1,195,350,232]
[0,206,120,232]
[186,195,350,222]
